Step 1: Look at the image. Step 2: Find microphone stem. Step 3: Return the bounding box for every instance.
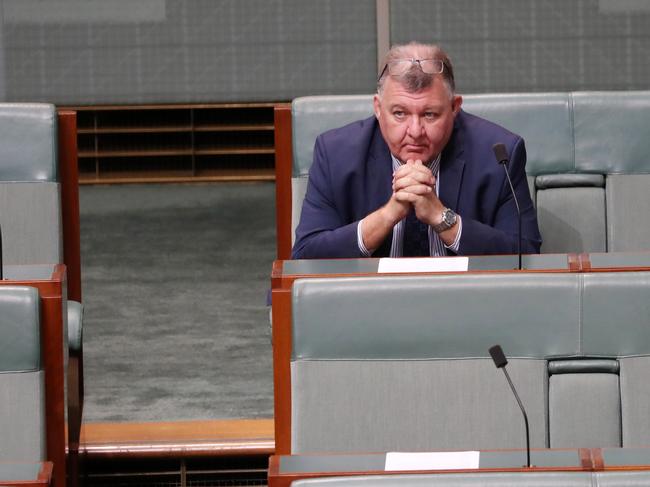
[502,367,530,468]
[518,207,522,271]
[501,164,522,270]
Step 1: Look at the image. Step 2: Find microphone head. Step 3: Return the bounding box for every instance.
[492,143,509,165]
[489,344,508,368]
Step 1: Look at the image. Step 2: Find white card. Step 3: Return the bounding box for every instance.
[385,451,480,471]
[378,257,469,274]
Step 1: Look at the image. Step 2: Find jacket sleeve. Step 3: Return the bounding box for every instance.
[291,135,364,259]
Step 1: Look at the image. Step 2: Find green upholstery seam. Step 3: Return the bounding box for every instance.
[568,92,576,173]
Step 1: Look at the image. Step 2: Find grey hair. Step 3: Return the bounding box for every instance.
[377,42,455,97]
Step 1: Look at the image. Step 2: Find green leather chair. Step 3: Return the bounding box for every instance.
[0,285,46,462]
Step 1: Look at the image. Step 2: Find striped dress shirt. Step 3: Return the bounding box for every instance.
[358,153,462,257]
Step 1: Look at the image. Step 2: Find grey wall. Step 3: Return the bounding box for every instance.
[391,0,650,93]
[0,0,377,104]
[0,0,648,105]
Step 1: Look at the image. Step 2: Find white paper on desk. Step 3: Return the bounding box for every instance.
[385,451,480,471]
[377,257,469,274]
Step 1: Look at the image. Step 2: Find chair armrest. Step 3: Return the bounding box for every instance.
[67,300,83,353]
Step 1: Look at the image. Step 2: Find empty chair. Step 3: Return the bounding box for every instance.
[0,286,46,462]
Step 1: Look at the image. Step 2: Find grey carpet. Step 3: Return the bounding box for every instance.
[79,182,276,423]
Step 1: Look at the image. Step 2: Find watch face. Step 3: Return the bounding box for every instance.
[443,209,456,225]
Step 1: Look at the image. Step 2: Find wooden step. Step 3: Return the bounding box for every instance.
[80,418,275,459]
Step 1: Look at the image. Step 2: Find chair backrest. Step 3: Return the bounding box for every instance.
[0,103,63,265]
[0,285,46,462]
[460,93,603,254]
[572,91,650,252]
[291,96,374,246]
[287,270,650,453]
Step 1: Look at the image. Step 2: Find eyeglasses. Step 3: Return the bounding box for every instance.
[378,58,444,81]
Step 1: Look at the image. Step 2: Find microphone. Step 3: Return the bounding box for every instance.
[493,143,522,270]
[489,344,531,468]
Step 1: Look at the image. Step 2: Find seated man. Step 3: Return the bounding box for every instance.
[292,42,541,259]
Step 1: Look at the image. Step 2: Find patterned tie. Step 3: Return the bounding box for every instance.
[402,209,430,257]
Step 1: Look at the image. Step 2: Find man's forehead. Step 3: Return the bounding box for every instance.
[382,79,448,103]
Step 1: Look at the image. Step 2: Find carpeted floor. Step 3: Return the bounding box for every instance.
[79,182,276,423]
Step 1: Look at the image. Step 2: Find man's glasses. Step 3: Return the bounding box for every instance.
[378,58,444,81]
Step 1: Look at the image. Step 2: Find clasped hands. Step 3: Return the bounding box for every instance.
[388,159,445,226]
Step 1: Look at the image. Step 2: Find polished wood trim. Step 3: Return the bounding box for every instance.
[272,288,293,455]
[37,462,53,486]
[568,253,581,272]
[78,124,275,134]
[274,104,293,260]
[579,447,593,469]
[79,148,277,157]
[80,419,274,459]
[592,447,604,470]
[1,266,67,487]
[57,110,82,303]
[64,102,278,111]
[579,253,592,272]
[79,171,275,185]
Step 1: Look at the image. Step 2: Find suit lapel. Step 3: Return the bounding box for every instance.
[439,117,466,211]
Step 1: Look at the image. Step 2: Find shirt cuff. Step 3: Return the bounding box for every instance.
[357,219,372,257]
[444,215,462,253]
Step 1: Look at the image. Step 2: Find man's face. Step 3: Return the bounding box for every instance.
[373,76,462,164]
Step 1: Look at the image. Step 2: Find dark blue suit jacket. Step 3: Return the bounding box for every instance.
[292,110,542,259]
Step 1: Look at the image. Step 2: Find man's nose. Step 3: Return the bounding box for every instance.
[407,115,424,136]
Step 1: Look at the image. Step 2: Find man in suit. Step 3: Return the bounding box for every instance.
[292,42,541,259]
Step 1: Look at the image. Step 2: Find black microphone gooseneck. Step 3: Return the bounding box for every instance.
[492,143,522,270]
[489,344,531,468]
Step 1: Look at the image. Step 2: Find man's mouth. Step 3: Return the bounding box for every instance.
[404,144,426,152]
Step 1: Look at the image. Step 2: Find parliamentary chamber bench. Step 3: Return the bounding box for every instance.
[270,267,650,485]
[270,91,650,485]
[274,90,650,259]
[280,270,650,455]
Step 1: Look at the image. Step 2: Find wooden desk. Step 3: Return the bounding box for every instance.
[268,450,593,487]
[2,265,67,487]
[270,447,650,487]
[586,251,650,272]
[0,462,53,487]
[596,447,650,470]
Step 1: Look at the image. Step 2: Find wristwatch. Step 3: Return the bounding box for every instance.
[432,207,457,233]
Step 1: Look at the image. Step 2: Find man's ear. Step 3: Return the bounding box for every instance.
[373,94,381,119]
[452,95,463,115]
